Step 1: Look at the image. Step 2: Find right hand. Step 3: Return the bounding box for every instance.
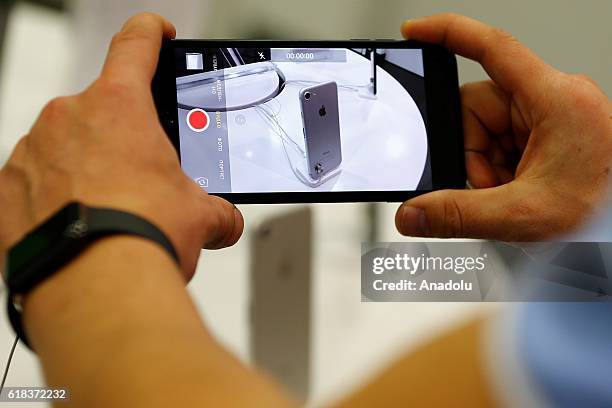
[395,14,612,241]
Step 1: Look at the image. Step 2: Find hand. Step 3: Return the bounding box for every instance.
[0,13,243,280]
[396,13,612,241]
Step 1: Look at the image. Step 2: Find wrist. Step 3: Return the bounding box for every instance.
[19,235,214,405]
[22,235,184,350]
[3,201,183,348]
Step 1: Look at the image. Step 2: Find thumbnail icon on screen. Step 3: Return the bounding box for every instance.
[186,53,203,70]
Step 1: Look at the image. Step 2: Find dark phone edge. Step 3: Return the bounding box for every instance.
[152,39,465,204]
[422,45,466,191]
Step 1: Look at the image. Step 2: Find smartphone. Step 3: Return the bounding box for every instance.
[299,81,342,180]
[153,40,465,203]
[250,206,312,400]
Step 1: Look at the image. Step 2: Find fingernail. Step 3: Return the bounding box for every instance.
[400,20,412,39]
[398,205,429,237]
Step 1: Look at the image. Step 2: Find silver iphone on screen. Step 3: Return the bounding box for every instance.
[299,81,342,180]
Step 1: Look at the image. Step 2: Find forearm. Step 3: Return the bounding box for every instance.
[22,236,293,407]
[333,318,498,408]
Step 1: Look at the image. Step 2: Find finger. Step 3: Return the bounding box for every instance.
[462,81,511,142]
[465,151,499,188]
[461,81,509,188]
[101,13,176,90]
[395,184,546,241]
[462,80,530,187]
[497,131,517,153]
[200,195,244,250]
[401,13,553,98]
[461,81,530,150]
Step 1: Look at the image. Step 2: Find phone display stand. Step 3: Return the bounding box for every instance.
[255,105,341,188]
[294,161,342,188]
[177,62,286,112]
[358,83,378,100]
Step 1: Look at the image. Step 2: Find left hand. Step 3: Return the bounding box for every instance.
[0,13,244,280]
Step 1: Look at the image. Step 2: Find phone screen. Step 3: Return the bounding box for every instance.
[172,47,431,193]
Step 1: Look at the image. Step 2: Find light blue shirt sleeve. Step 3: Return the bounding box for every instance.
[518,203,612,408]
[520,303,612,408]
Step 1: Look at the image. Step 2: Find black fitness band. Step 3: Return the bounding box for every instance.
[5,202,180,349]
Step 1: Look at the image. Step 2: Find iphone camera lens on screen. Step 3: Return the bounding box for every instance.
[153,41,465,203]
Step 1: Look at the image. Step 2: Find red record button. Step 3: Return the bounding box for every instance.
[186,109,210,132]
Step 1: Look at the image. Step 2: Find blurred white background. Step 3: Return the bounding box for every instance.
[0,1,609,406]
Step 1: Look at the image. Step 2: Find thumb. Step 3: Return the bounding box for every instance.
[198,194,244,250]
[395,185,538,241]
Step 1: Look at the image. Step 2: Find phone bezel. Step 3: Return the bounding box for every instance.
[153,39,465,204]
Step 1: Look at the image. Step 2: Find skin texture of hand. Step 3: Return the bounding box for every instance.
[396,13,612,241]
[0,14,243,279]
[0,14,292,408]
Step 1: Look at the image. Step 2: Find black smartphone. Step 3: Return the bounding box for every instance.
[153,40,464,204]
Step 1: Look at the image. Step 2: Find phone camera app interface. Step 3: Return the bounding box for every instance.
[173,47,430,193]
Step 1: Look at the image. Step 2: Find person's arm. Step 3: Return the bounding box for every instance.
[0,13,295,408]
[336,13,612,406]
[24,236,292,407]
[332,318,498,408]
[395,13,612,241]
